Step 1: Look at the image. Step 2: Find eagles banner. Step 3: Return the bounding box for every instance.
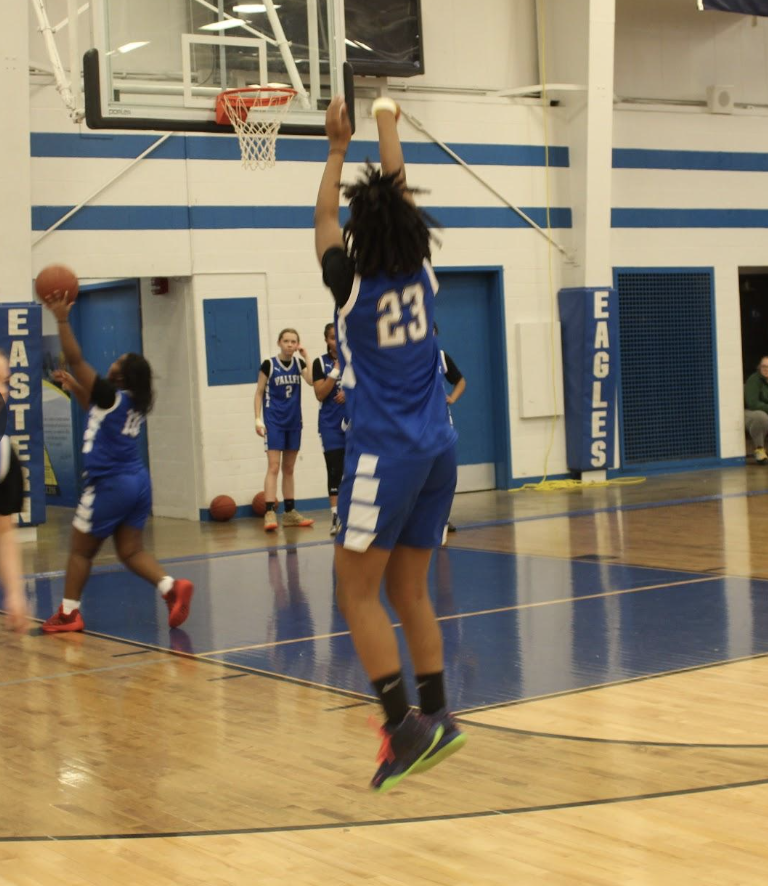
[0,304,45,525]
[698,1,768,14]
[558,287,618,473]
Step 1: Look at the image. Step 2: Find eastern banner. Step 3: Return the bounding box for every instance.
[0,304,45,525]
[558,287,618,473]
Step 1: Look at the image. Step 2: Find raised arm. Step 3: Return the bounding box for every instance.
[297,348,314,385]
[314,96,352,264]
[373,98,413,205]
[51,370,90,411]
[45,293,97,397]
[313,356,339,402]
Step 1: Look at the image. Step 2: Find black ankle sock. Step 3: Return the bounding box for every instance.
[372,672,409,727]
[266,501,275,513]
[416,671,446,715]
[285,499,295,512]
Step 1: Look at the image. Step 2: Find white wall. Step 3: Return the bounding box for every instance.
[615,0,768,105]
[17,0,768,519]
[140,277,201,519]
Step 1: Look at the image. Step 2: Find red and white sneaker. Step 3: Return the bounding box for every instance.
[165,579,194,628]
[42,605,85,633]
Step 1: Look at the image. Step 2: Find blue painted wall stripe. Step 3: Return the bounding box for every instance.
[31,205,191,231]
[613,148,768,172]
[612,208,768,228]
[31,205,572,232]
[30,132,569,167]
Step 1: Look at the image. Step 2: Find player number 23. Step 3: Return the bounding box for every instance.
[377,283,428,348]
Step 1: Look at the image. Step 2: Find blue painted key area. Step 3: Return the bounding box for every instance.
[27,546,768,710]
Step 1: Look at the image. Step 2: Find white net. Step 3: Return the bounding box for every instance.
[218,88,297,170]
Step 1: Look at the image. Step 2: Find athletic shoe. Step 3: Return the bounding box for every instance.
[412,709,467,774]
[330,513,341,537]
[42,605,85,633]
[447,522,457,533]
[264,509,278,531]
[370,710,444,793]
[282,510,314,528]
[165,579,194,628]
[756,447,767,464]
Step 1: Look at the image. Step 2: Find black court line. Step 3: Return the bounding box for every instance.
[111,649,152,658]
[207,673,251,682]
[2,776,768,843]
[458,649,768,716]
[460,719,768,749]
[324,700,372,712]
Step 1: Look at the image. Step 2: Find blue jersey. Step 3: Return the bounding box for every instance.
[263,356,304,429]
[336,259,456,457]
[82,389,145,480]
[316,353,347,437]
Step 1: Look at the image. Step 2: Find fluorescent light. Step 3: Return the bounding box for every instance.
[200,19,247,31]
[345,39,374,52]
[233,4,281,11]
[107,41,150,56]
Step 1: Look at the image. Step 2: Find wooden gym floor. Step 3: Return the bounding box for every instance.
[3,465,768,884]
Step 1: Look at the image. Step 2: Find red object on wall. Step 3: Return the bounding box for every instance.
[150,277,169,295]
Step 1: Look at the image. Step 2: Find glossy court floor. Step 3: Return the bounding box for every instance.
[3,466,768,885]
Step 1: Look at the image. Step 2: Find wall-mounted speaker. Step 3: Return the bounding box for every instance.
[706,85,734,114]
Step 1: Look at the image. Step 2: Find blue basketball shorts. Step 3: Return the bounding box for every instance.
[319,427,346,452]
[73,470,152,539]
[264,423,301,452]
[336,444,457,552]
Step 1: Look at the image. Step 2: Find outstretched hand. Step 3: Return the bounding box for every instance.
[325,96,352,153]
[44,292,73,323]
[51,370,77,393]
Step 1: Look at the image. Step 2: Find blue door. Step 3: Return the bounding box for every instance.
[434,270,511,490]
[69,280,149,481]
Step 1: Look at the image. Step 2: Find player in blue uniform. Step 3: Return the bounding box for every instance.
[0,350,28,633]
[254,328,315,531]
[40,292,194,634]
[314,96,466,792]
[312,322,347,536]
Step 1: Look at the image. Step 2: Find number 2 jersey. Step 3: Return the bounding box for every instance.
[82,378,146,480]
[261,356,306,430]
[322,247,456,458]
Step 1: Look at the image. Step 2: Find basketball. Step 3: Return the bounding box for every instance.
[210,494,237,521]
[252,491,279,517]
[34,264,79,305]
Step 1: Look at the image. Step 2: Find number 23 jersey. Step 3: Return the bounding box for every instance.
[329,254,456,457]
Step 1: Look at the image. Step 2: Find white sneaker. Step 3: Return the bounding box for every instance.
[264,509,278,531]
[330,513,341,537]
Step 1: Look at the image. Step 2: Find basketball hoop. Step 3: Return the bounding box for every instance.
[215,86,298,170]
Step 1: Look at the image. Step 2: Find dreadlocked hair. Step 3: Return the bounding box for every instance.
[120,353,154,415]
[342,163,440,278]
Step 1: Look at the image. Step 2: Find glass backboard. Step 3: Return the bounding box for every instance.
[84,0,354,134]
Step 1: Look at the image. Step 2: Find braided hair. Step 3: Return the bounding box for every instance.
[119,353,154,415]
[342,164,440,278]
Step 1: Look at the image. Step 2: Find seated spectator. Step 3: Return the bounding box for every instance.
[744,355,768,464]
